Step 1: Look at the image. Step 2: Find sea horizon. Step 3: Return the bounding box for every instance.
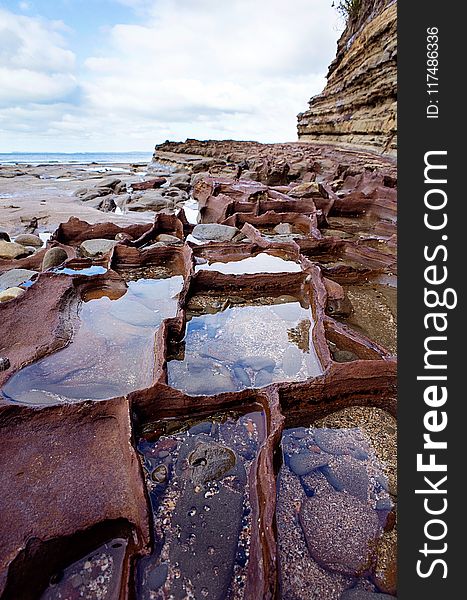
[0,151,154,166]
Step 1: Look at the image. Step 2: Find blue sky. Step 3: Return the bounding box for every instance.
[0,0,343,152]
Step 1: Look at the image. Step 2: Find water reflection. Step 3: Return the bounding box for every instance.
[195,252,302,275]
[2,276,183,405]
[167,299,322,396]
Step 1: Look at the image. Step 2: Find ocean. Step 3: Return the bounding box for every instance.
[0,152,154,165]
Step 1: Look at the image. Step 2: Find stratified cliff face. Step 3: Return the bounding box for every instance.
[297,0,397,155]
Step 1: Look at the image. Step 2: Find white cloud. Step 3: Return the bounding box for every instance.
[0,1,343,151]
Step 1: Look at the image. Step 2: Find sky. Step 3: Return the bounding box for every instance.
[0,0,344,153]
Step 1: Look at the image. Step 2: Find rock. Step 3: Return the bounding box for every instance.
[297,0,397,154]
[334,350,360,362]
[168,435,246,600]
[288,182,320,197]
[0,269,37,292]
[0,240,29,260]
[0,357,11,371]
[155,234,181,244]
[233,366,251,388]
[314,428,365,457]
[130,177,166,190]
[192,224,239,242]
[340,590,396,600]
[14,234,42,247]
[0,287,26,303]
[127,191,174,212]
[80,239,117,258]
[373,531,397,595]
[0,232,11,242]
[80,188,114,202]
[97,196,117,213]
[115,232,133,242]
[287,450,330,476]
[300,492,380,576]
[185,441,236,485]
[321,456,369,501]
[113,181,127,194]
[0,398,150,597]
[170,173,191,191]
[146,563,169,590]
[96,177,121,189]
[273,223,294,235]
[42,247,68,270]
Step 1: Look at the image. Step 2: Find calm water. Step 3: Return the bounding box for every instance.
[136,409,266,599]
[168,299,322,395]
[195,253,302,275]
[2,276,184,405]
[0,152,153,165]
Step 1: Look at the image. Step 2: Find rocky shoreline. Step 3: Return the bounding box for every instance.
[0,139,397,599]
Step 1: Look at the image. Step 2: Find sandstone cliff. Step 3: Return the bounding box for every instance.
[297,0,397,155]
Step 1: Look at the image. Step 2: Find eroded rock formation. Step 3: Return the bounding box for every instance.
[297,0,397,154]
[0,141,397,598]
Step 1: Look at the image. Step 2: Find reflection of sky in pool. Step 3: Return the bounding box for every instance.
[168,300,322,396]
[2,276,183,405]
[195,253,302,275]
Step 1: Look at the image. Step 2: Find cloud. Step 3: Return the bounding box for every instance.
[0,1,343,151]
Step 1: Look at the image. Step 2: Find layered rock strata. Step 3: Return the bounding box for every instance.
[297,0,397,154]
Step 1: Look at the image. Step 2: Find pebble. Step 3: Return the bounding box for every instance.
[192,224,240,242]
[334,350,360,363]
[42,247,68,271]
[79,239,118,258]
[273,223,294,234]
[14,234,42,247]
[0,287,26,303]
[0,357,11,371]
[186,441,236,485]
[147,562,169,589]
[321,456,369,501]
[0,240,28,260]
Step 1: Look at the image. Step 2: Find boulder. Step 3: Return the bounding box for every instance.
[130,177,166,190]
[192,224,239,242]
[42,247,68,271]
[14,234,42,248]
[0,232,11,242]
[155,234,182,245]
[0,287,26,303]
[127,191,174,212]
[79,239,117,258]
[0,240,28,260]
[0,269,37,292]
[96,177,121,189]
